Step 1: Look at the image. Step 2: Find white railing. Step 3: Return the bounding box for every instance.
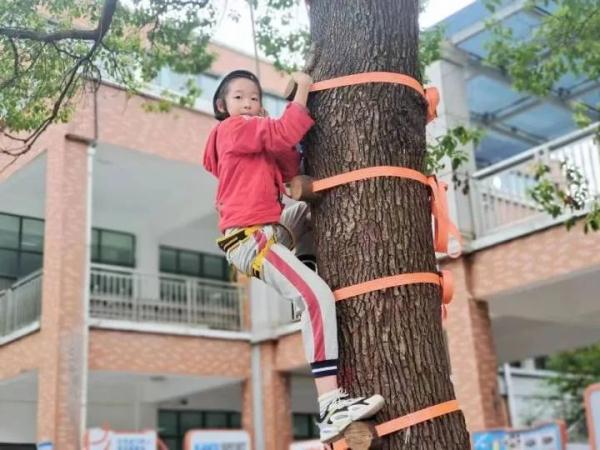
[471,124,600,237]
[89,265,246,331]
[0,270,43,339]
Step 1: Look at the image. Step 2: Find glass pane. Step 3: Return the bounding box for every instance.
[205,411,228,428]
[91,229,99,261]
[19,252,43,277]
[0,214,20,249]
[160,248,177,273]
[179,251,200,276]
[161,438,179,450]
[180,411,203,434]
[229,412,241,429]
[310,415,320,438]
[0,276,15,290]
[99,231,135,266]
[203,254,226,280]
[292,414,310,439]
[0,249,19,278]
[198,74,220,101]
[158,411,178,436]
[21,218,44,252]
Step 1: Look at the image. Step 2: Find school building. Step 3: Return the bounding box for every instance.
[1,1,599,449]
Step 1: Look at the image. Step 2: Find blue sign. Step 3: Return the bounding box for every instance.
[37,442,53,450]
[472,422,566,450]
[185,430,250,450]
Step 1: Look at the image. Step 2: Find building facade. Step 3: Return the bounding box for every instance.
[1,2,599,449]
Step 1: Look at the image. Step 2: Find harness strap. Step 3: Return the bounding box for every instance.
[309,166,462,257]
[333,270,453,305]
[308,72,439,123]
[332,400,461,450]
[251,232,276,278]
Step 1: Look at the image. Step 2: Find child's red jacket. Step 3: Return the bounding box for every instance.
[203,102,315,232]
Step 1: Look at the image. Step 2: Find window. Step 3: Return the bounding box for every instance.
[263,93,287,117]
[158,410,241,450]
[153,68,219,102]
[159,246,228,281]
[0,213,44,282]
[91,228,135,267]
[292,413,320,440]
[534,356,548,370]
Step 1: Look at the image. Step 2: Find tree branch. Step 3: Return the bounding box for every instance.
[1,0,118,156]
[0,0,117,43]
[0,37,19,87]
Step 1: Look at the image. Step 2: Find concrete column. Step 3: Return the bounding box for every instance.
[260,343,292,450]
[136,228,160,300]
[241,378,255,446]
[426,44,477,240]
[37,138,90,448]
[443,258,507,431]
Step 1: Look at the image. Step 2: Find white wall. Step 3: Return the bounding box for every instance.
[291,376,318,414]
[0,401,36,443]
[87,402,158,431]
[87,383,244,433]
[157,383,243,412]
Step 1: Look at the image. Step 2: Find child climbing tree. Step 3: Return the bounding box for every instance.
[302,1,471,448]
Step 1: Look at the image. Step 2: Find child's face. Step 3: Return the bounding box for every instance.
[220,77,263,118]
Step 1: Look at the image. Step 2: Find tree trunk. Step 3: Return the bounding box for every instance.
[304,1,471,449]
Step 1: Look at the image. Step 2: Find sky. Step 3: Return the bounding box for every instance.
[212,0,477,56]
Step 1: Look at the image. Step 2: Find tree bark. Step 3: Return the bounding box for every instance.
[304,1,470,449]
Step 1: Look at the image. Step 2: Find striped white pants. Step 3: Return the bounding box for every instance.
[224,202,339,378]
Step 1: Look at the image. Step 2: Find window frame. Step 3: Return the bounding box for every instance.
[91,227,136,268]
[0,212,44,281]
[159,245,229,281]
[292,412,320,440]
[158,409,242,450]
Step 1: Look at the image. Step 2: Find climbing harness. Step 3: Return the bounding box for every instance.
[217,224,290,279]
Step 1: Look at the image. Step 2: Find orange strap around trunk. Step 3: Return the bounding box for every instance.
[309,72,439,123]
[312,166,462,257]
[332,400,461,450]
[333,270,453,306]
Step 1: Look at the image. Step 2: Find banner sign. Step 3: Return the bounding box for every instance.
[85,428,157,450]
[472,421,567,450]
[184,430,251,450]
[290,441,326,450]
[585,384,600,450]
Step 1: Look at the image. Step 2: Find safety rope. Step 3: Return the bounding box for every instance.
[308,72,440,123]
[332,400,461,450]
[333,270,453,307]
[300,165,462,257]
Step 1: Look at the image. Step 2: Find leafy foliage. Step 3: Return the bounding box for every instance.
[528,157,600,232]
[0,0,217,154]
[545,344,600,440]
[483,0,600,231]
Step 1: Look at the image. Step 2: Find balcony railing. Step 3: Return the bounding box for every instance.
[471,124,600,238]
[89,265,246,332]
[0,270,43,340]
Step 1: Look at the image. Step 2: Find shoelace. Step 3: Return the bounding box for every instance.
[323,389,357,416]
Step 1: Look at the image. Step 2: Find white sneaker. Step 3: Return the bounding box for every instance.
[318,390,385,444]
